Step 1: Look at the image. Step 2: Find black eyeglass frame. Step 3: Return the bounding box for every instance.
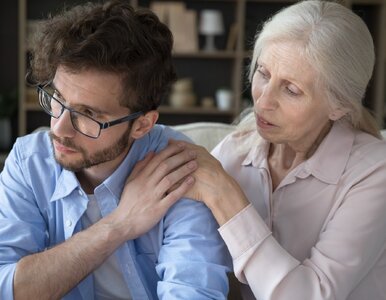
[37,84,143,139]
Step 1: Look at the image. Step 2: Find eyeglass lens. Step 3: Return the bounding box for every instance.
[39,86,102,138]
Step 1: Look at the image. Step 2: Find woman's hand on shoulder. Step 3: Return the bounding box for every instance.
[168,140,250,225]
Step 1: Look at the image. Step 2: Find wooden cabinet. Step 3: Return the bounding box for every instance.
[17,0,386,135]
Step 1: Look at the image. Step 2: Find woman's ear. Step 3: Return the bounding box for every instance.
[130,111,159,139]
[329,108,348,121]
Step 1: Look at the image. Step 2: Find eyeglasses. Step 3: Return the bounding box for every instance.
[37,84,143,139]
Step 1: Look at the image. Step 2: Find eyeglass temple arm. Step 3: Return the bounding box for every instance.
[101,111,143,129]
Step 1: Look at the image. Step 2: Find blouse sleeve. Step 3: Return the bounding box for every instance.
[218,156,386,300]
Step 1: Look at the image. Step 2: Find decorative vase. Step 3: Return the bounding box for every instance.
[169,78,196,108]
[215,89,233,111]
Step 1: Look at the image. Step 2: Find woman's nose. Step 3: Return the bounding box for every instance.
[254,83,278,111]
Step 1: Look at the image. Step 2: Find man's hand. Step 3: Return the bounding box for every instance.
[107,141,198,240]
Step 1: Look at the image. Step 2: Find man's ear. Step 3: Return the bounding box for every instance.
[130,110,159,139]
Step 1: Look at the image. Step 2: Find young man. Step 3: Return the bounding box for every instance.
[0,1,231,299]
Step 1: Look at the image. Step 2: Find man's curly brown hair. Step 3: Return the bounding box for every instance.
[28,0,176,112]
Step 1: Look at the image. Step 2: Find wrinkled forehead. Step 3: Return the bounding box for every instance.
[259,41,320,89]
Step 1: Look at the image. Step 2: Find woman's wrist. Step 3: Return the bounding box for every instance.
[206,173,250,226]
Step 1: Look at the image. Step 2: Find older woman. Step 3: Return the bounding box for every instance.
[179,1,386,299]
[131,0,386,299]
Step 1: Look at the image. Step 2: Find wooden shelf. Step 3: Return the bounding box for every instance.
[25,102,41,111]
[24,102,233,115]
[16,0,386,135]
[0,152,8,172]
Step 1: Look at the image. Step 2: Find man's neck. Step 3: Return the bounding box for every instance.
[76,148,130,194]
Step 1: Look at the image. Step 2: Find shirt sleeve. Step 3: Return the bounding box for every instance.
[0,141,49,300]
[155,199,232,299]
[218,160,386,300]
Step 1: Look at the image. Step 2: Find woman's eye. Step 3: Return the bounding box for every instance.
[256,66,269,79]
[286,87,298,96]
[286,84,301,96]
[258,70,267,78]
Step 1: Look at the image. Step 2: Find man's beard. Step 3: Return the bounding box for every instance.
[49,127,132,172]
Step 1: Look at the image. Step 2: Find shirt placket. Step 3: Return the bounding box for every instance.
[95,185,150,299]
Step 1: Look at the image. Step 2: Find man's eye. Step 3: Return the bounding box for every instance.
[81,109,95,117]
[53,91,63,101]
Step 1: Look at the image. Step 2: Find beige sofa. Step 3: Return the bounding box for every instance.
[172,122,236,151]
[31,123,386,152]
[174,122,386,151]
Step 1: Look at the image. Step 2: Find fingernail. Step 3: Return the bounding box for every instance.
[189,150,196,158]
[177,142,185,148]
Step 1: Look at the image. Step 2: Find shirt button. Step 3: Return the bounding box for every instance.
[78,190,83,196]
[66,220,72,227]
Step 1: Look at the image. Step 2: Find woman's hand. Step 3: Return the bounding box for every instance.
[168,140,250,226]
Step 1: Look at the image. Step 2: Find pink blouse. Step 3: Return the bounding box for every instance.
[213,121,386,300]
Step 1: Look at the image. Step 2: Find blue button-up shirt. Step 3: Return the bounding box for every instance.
[0,125,231,299]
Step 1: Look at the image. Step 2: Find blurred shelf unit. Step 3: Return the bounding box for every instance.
[0,152,8,172]
[17,0,386,136]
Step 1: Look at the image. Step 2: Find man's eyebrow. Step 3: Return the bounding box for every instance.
[50,82,107,115]
[50,82,63,98]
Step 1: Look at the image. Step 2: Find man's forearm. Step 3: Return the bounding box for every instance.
[13,217,124,300]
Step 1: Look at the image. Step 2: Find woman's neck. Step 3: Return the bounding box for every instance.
[268,121,332,189]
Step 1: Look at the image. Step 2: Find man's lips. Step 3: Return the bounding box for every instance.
[53,140,77,154]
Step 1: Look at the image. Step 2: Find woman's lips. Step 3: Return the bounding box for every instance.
[256,115,276,129]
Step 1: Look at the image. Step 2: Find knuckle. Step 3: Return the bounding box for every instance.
[154,188,165,199]
[162,175,173,187]
[158,161,170,173]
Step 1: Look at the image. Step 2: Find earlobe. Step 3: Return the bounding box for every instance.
[131,111,159,139]
[329,108,348,121]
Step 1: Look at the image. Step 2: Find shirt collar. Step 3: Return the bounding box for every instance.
[241,133,269,169]
[101,136,151,200]
[49,130,154,202]
[240,121,355,184]
[49,124,184,203]
[302,121,354,184]
[50,168,80,202]
[98,125,169,201]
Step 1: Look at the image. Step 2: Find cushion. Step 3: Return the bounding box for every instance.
[172,122,236,151]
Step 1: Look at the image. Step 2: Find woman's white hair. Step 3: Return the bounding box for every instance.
[243,0,380,137]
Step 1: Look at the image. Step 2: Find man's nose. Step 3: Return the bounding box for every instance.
[51,109,76,138]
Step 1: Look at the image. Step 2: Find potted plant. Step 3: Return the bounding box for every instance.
[0,89,17,150]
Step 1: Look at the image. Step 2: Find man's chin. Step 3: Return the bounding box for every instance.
[54,154,84,172]
[55,155,112,172]
[56,159,83,172]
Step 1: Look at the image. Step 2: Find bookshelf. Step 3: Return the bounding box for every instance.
[16,0,386,135]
